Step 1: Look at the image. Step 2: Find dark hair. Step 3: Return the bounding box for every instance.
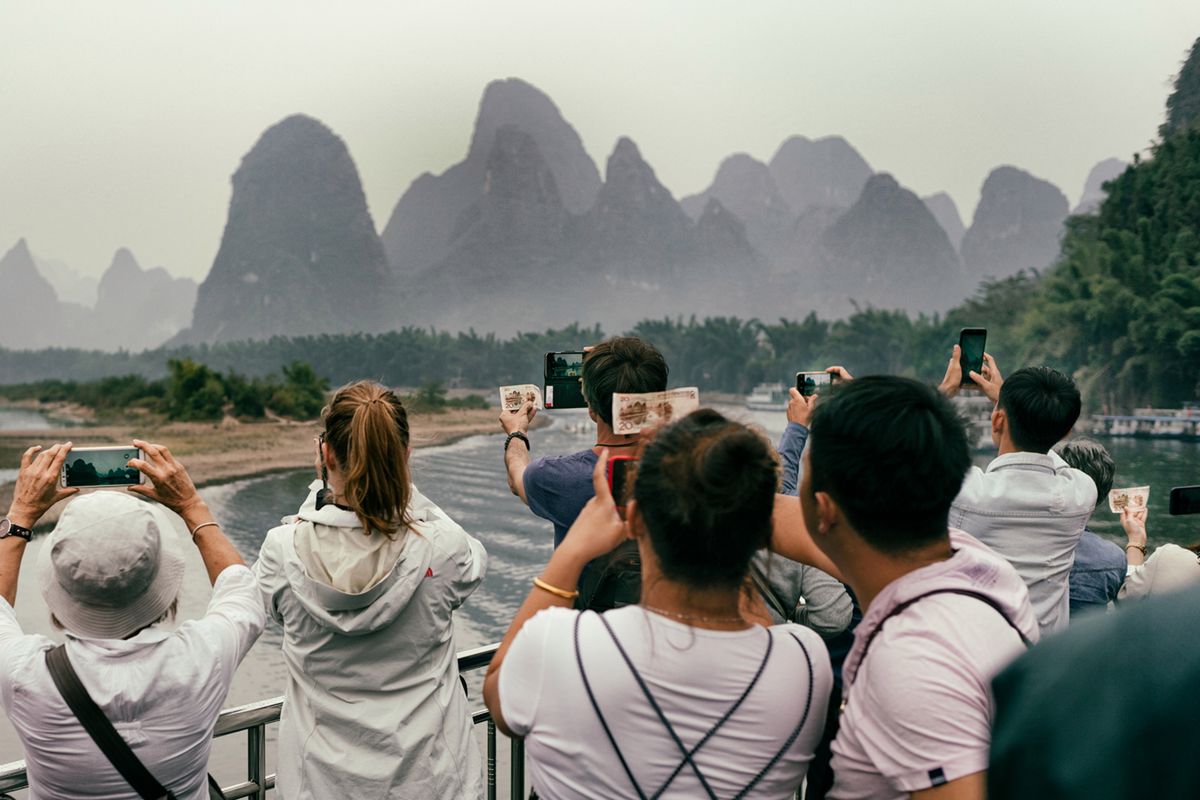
[809,376,970,554]
[1055,438,1114,508]
[632,409,778,589]
[582,337,669,427]
[998,367,1082,453]
[322,380,412,537]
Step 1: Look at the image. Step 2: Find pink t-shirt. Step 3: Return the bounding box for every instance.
[828,530,1038,800]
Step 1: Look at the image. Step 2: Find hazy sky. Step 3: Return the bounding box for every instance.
[3,1,1199,282]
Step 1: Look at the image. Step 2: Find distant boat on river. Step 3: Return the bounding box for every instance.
[1091,404,1200,440]
[745,382,789,411]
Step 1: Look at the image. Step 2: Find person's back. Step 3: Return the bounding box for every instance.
[990,585,1200,800]
[774,376,1039,800]
[501,336,669,547]
[254,382,487,799]
[1054,439,1126,616]
[944,364,1095,636]
[0,442,264,799]
[486,410,832,799]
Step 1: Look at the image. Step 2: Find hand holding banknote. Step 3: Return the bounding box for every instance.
[499,384,542,436]
[611,388,700,434]
[499,384,543,412]
[1108,485,1150,514]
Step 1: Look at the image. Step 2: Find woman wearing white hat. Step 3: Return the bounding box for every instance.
[0,440,265,799]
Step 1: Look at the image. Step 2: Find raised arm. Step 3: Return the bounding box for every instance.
[770,493,842,581]
[128,440,245,585]
[484,449,628,736]
[1,443,78,606]
[500,401,536,504]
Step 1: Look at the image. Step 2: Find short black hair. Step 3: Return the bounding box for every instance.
[582,337,669,427]
[1055,438,1114,508]
[633,409,778,589]
[809,376,970,554]
[998,367,1082,454]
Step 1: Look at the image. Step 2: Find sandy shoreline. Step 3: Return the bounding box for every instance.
[0,407,522,529]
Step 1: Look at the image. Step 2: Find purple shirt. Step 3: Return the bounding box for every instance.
[829,530,1038,799]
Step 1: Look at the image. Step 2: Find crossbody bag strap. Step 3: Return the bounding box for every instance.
[44,644,177,800]
[574,613,648,800]
[749,562,793,622]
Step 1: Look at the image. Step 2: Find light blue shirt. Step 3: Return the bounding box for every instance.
[949,450,1097,638]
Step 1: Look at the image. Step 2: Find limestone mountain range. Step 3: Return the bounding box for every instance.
[2,77,1127,349]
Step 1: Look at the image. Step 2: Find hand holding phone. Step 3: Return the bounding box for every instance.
[607,455,637,519]
[796,371,836,397]
[958,328,987,388]
[544,351,587,410]
[60,446,143,488]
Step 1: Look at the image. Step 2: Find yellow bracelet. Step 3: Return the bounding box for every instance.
[533,576,579,600]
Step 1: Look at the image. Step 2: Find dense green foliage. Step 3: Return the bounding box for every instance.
[1018,129,1200,408]
[0,360,331,422]
[1162,36,1200,137]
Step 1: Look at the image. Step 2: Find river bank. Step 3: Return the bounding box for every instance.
[0,406,528,529]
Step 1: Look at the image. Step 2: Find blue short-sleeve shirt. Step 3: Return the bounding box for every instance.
[523,449,599,547]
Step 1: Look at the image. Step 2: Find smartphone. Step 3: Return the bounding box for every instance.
[61,446,143,488]
[958,328,987,387]
[796,371,835,397]
[544,351,587,410]
[1169,486,1200,516]
[607,456,637,517]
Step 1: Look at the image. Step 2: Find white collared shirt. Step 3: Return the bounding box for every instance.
[950,450,1097,638]
[0,565,265,799]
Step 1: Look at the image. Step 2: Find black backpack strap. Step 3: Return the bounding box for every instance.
[856,588,1033,672]
[44,644,177,800]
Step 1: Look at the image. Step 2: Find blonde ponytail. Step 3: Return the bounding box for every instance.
[321,381,413,537]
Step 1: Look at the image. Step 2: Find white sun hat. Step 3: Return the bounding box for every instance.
[38,492,186,639]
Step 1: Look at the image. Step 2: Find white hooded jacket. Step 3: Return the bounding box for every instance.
[253,480,487,799]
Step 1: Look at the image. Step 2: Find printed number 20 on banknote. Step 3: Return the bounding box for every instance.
[612,388,700,434]
[499,384,543,411]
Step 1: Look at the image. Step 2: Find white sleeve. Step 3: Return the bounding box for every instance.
[251,526,291,624]
[190,564,266,687]
[497,608,565,737]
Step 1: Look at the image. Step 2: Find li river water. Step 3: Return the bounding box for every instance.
[0,405,1197,789]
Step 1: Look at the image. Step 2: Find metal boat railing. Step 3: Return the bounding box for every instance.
[0,642,524,799]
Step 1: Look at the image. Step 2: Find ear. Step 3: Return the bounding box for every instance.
[625,499,645,541]
[813,491,841,535]
[991,407,1005,441]
[322,442,338,471]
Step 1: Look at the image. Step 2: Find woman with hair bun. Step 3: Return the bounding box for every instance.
[254,380,487,799]
[484,409,833,799]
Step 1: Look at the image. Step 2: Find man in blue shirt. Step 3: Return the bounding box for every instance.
[1054,438,1126,616]
[499,336,668,547]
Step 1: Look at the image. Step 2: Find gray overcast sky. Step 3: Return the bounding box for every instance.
[3,0,1199,281]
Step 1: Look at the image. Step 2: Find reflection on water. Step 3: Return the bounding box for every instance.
[0,409,52,430]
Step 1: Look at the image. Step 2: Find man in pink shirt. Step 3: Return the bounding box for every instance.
[772,376,1038,799]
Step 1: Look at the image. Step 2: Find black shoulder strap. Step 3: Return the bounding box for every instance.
[749,561,793,622]
[45,644,177,800]
[855,588,1034,686]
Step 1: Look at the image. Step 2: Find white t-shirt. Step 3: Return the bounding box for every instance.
[0,565,265,800]
[499,605,833,800]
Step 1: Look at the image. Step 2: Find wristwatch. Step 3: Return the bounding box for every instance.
[0,518,32,542]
